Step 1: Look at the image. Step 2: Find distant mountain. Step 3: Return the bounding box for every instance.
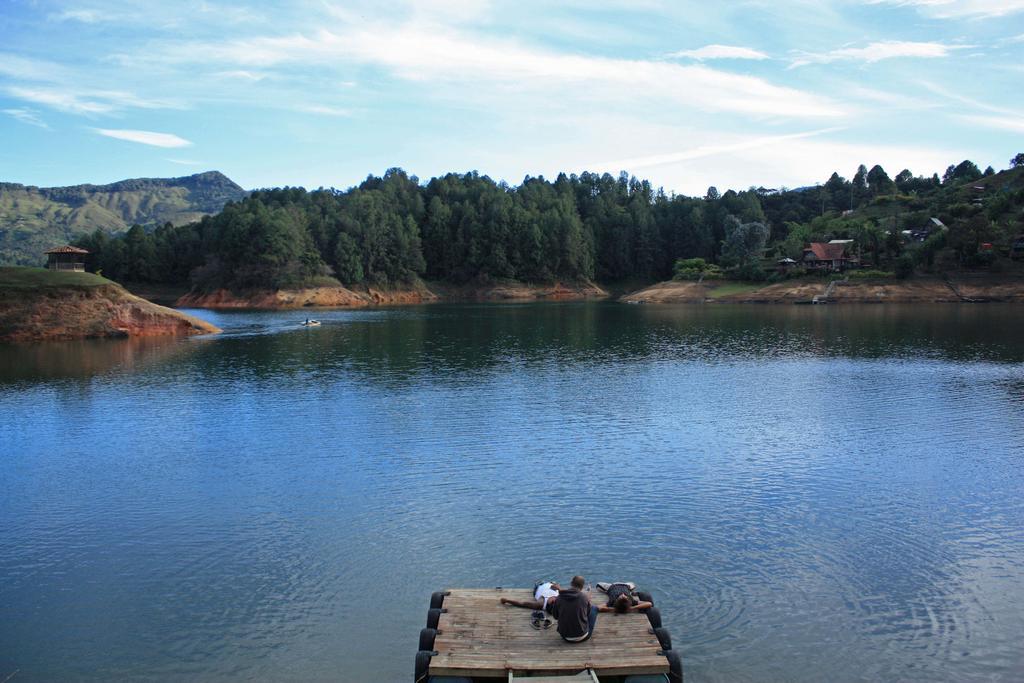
[0,171,248,266]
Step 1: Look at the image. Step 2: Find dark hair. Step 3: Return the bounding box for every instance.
[614,594,631,613]
[571,575,585,589]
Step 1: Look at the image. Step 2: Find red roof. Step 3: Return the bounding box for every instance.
[45,245,89,255]
[805,242,847,261]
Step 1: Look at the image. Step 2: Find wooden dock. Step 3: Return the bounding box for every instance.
[425,588,671,679]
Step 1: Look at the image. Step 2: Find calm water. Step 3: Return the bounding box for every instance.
[2,303,1024,682]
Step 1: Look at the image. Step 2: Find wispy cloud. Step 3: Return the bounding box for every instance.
[844,85,937,110]
[214,69,268,82]
[956,114,1024,133]
[919,80,1016,116]
[49,9,102,23]
[666,44,769,61]
[296,104,353,116]
[157,24,843,117]
[3,108,51,129]
[865,0,1024,19]
[95,128,193,148]
[7,85,183,115]
[0,53,70,82]
[166,158,204,165]
[8,86,114,114]
[790,41,967,67]
[588,127,845,171]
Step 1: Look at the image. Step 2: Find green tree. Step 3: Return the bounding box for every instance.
[721,214,769,268]
[867,165,895,197]
[332,232,364,283]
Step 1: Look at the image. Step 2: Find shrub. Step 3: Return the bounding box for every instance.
[673,257,723,281]
[895,254,915,279]
[849,269,894,279]
[729,263,768,281]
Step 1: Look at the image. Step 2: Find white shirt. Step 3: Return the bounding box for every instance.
[534,582,559,610]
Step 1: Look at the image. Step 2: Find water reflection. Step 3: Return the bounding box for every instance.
[0,335,197,384]
[182,303,1024,387]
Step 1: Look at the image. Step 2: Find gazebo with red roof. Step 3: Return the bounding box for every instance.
[45,245,89,272]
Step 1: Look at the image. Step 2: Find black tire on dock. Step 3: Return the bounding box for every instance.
[430,591,446,609]
[427,607,443,629]
[665,649,684,683]
[645,605,662,629]
[637,590,653,605]
[419,627,437,652]
[414,650,432,683]
[653,626,672,651]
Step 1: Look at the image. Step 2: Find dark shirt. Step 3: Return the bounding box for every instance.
[606,583,637,607]
[551,588,591,639]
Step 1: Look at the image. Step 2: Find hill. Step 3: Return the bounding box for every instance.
[0,267,220,341]
[0,171,248,266]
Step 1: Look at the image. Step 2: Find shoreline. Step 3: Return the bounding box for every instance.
[619,276,1024,305]
[169,279,609,309]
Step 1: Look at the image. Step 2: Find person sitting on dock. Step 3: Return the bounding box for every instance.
[499,581,562,613]
[598,582,654,614]
[550,575,598,643]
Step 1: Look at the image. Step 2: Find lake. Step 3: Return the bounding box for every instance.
[2,302,1023,682]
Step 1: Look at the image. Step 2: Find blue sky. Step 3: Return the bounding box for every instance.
[1,0,1022,195]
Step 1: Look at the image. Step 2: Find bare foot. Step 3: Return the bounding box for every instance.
[500,598,509,605]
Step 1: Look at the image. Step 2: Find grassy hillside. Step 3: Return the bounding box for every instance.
[0,171,248,267]
[0,266,113,289]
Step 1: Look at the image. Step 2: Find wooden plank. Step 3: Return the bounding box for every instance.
[428,587,670,678]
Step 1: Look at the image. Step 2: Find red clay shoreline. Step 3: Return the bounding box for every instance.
[1,282,220,342]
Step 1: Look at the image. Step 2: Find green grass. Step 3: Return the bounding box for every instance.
[0,266,113,289]
[302,275,344,288]
[706,281,767,298]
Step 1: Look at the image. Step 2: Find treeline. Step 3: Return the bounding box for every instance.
[75,156,1024,290]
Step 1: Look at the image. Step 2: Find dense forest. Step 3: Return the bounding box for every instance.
[74,154,1024,291]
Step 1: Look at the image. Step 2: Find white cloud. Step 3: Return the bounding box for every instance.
[161,24,843,118]
[0,53,70,82]
[587,127,845,172]
[919,80,1016,116]
[166,158,204,165]
[7,85,183,115]
[49,9,102,23]
[790,41,965,67]
[296,104,353,116]
[3,108,50,129]
[844,85,937,109]
[667,44,769,61]
[8,86,115,114]
[214,69,268,82]
[866,0,1024,19]
[95,129,193,148]
[636,137,965,196]
[956,114,1024,133]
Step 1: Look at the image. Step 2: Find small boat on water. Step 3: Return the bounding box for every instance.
[415,585,682,682]
[301,319,321,326]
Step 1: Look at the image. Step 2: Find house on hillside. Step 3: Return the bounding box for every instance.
[802,242,858,272]
[903,217,947,243]
[1011,235,1024,260]
[45,245,88,272]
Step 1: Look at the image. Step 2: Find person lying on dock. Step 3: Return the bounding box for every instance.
[550,575,598,643]
[500,581,562,613]
[598,582,654,614]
